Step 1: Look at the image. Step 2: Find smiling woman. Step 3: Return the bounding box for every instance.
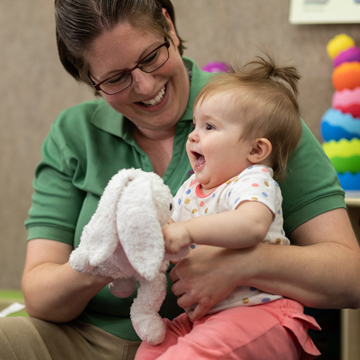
[1,0,360,359]
[85,21,189,133]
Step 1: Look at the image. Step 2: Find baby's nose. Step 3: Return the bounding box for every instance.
[188,130,199,142]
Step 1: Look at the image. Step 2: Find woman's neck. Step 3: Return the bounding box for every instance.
[133,123,177,142]
[133,124,176,177]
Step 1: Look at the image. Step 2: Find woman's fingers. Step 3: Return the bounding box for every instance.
[169,246,244,321]
[187,304,209,322]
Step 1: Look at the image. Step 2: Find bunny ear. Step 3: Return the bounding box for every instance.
[80,168,140,266]
[116,176,165,281]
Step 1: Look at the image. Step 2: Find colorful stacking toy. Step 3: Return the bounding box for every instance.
[320,34,360,190]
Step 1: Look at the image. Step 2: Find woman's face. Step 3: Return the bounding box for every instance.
[86,18,190,132]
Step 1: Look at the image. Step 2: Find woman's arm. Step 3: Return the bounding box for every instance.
[249,208,360,308]
[170,208,360,321]
[164,201,273,254]
[22,239,113,323]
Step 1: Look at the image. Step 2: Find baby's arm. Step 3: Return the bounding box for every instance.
[163,201,273,254]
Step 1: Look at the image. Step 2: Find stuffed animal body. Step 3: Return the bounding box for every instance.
[69,168,187,345]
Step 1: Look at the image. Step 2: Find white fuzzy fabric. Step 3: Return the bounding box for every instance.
[69,168,187,345]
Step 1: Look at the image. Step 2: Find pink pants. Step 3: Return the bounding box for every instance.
[135,299,321,360]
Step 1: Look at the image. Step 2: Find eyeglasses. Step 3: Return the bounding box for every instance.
[88,38,170,95]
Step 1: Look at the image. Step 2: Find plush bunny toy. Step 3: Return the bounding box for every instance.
[69,168,188,345]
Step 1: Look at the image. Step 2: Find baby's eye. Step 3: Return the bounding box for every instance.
[205,124,215,130]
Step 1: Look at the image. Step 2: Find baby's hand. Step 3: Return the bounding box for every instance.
[162,223,192,254]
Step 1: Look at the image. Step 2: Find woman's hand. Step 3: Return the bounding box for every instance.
[22,239,114,323]
[169,245,257,321]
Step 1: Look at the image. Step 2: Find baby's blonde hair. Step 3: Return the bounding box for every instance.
[195,55,302,181]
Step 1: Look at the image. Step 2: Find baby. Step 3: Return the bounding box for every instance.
[135,55,321,360]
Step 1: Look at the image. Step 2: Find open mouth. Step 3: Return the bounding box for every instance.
[192,151,206,170]
[139,85,166,107]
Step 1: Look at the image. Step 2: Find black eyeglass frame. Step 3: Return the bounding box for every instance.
[88,37,170,95]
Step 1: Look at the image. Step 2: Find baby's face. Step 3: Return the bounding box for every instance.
[187,92,254,191]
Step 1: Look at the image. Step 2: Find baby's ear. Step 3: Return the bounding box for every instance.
[248,138,272,164]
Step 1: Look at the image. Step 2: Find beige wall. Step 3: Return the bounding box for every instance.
[1,1,359,289]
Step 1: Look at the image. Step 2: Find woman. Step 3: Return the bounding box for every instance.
[1,1,359,359]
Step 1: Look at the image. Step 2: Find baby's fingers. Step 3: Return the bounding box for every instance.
[165,238,180,254]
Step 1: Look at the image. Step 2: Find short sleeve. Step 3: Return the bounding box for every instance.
[228,166,279,214]
[280,121,345,235]
[25,122,86,245]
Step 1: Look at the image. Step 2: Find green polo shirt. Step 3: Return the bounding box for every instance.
[25,57,345,340]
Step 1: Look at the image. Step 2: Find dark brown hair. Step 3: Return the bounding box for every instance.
[195,55,302,181]
[54,0,185,86]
